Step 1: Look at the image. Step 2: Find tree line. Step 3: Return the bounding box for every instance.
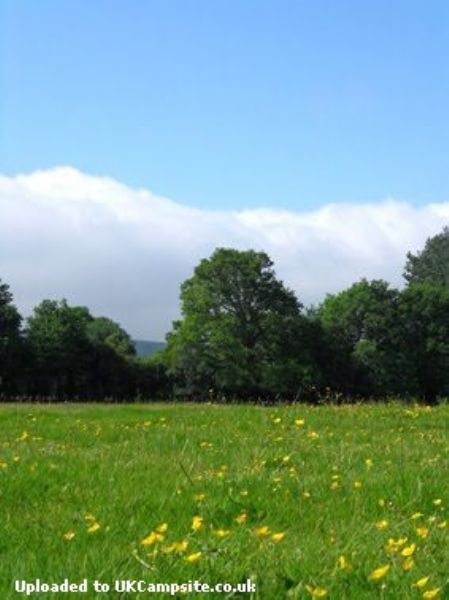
[0,296,166,401]
[2,227,449,404]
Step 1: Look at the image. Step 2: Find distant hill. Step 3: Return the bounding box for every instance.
[134,340,166,357]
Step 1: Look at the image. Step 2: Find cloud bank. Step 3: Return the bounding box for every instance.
[1,167,448,339]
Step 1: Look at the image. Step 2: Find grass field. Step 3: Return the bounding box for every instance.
[0,403,448,599]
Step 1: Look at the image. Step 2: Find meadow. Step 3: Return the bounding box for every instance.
[0,403,448,599]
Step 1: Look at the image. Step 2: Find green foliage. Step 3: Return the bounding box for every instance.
[87,316,136,358]
[316,277,449,403]
[164,248,317,399]
[316,279,400,396]
[24,299,155,399]
[395,284,449,403]
[0,279,22,393]
[404,226,449,286]
[5,228,449,403]
[26,300,93,397]
[0,279,22,338]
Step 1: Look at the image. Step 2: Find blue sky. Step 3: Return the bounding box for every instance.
[2,0,449,210]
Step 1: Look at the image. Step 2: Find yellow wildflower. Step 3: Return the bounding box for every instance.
[416,526,429,539]
[402,543,416,557]
[368,564,390,581]
[87,522,101,534]
[338,555,352,573]
[213,529,231,538]
[63,531,75,541]
[162,539,188,554]
[193,493,205,501]
[376,519,388,530]
[411,512,424,520]
[385,536,408,553]
[365,458,374,468]
[305,585,328,598]
[432,499,442,506]
[414,577,430,589]
[422,589,440,599]
[191,516,203,531]
[252,525,270,537]
[437,520,447,529]
[353,481,362,489]
[402,557,414,571]
[162,540,188,553]
[141,531,164,546]
[185,551,202,563]
[235,512,247,524]
[295,419,305,427]
[271,532,286,542]
[155,523,168,533]
[173,540,188,552]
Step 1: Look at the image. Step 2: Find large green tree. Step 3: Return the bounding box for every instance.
[165,248,316,399]
[0,278,22,393]
[401,228,449,402]
[317,278,449,403]
[316,279,401,396]
[26,300,138,399]
[395,284,449,404]
[404,227,449,286]
[26,300,93,397]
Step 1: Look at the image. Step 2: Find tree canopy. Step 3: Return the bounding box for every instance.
[0,279,22,392]
[404,226,449,286]
[3,227,449,403]
[164,248,317,399]
[394,284,449,403]
[316,279,401,396]
[25,300,151,399]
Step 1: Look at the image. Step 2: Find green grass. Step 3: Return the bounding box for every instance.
[0,402,448,599]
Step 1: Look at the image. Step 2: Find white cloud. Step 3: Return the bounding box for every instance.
[1,166,448,339]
